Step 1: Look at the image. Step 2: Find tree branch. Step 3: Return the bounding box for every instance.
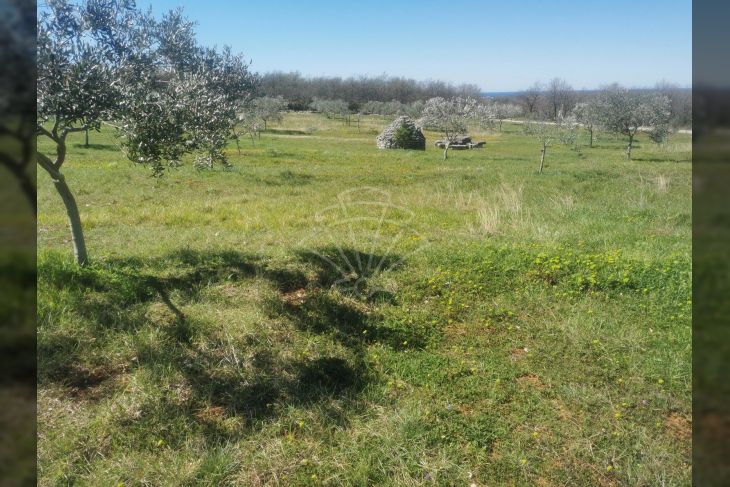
[37,125,60,144]
[37,151,62,180]
[60,126,87,138]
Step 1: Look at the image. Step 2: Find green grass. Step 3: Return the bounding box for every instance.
[38,113,691,486]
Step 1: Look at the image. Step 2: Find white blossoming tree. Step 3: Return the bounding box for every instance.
[523,118,557,173]
[523,114,577,173]
[490,102,522,132]
[558,112,580,148]
[419,97,478,160]
[573,99,603,147]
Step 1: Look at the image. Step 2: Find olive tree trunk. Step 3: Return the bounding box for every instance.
[37,152,88,266]
[626,136,634,160]
[539,143,546,173]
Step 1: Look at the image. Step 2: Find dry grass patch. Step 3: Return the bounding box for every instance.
[473,183,527,235]
[517,374,544,389]
[656,174,670,192]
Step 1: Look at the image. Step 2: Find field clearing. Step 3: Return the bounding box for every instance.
[37,112,691,485]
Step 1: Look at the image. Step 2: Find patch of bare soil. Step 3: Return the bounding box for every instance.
[509,346,529,361]
[665,412,691,442]
[517,374,544,389]
[282,288,308,306]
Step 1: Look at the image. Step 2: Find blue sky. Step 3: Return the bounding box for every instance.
[138,0,692,91]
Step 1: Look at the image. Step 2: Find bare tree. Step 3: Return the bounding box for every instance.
[546,78,575,120]
[521,82,543,115]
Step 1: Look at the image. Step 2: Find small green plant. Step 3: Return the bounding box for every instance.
[393,124,412,147]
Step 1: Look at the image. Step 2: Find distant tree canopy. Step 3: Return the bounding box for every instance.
[512,79,690,128]
[258,72,482,110]
[360,100,425,118]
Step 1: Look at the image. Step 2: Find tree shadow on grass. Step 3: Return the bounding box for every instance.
[264,128,311,136]
[71,143,118,151]
[38,249,308,386]
[252,170,315,187]
[38,245,425,443]
[632,156,692,163]
[295,246,401,301]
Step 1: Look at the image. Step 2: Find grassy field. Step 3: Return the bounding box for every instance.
[38,113,691,486]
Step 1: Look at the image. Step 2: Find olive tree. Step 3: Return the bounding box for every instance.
[310,98,349,121]
[332,99,352,124]
[597,85,671,159]
[360,100,423,119]
[37,0,256,265]
[360,100,383,115]
[405,100,425,119]
[419,97,478,160]
[252,95,287,130]
[233,105,261,151]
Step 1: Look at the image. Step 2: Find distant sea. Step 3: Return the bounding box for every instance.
[482,87,690,98]
[481,90,597,98]
[481,91,521,98]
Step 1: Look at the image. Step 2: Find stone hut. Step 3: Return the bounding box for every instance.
[376,116,426,150]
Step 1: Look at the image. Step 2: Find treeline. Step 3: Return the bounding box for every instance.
[509,78,691,128]
[257,72,481,110]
